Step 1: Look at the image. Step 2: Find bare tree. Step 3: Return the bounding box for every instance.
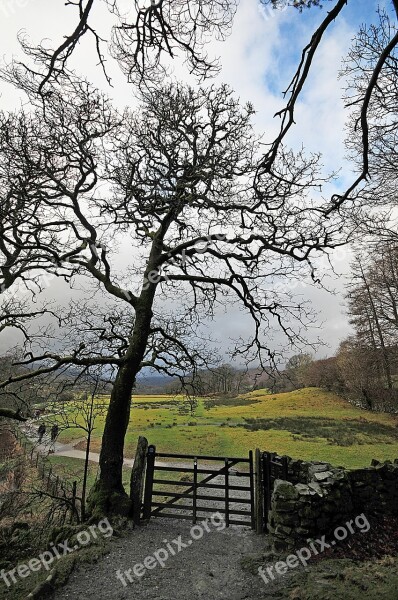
[336,337,380,410]
[302,355,343,391]
[348,255,394,389]
[0,0,397,513]
[341,9,398,240]
[44,372,108,520]
[347,246,398,390]
[284,352,313,389]
[0,71,347,514]
[4,0,396,209]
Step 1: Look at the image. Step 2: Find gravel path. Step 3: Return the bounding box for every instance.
[52,518,271,600]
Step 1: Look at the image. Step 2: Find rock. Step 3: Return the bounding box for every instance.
[308,482,324,496]
[273,480,299,501]
[308,464,331,477]
[313,471,333,482]
[296,484,313,496]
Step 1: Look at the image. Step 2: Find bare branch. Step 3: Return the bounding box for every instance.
[0,407,27,421]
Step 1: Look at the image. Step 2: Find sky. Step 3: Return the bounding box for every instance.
[0,0,393,364]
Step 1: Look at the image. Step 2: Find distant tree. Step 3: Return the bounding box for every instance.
[285,353,313,389]
[184,394,199,417]
[302,356,343,391]
[335,337,396,410]
[183,364,251,396]
[347,245,398,391]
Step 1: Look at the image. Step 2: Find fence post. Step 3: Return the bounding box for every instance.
[142,445,156,521]
[193,457,198,524]
[130,436,148,525]
[254,449,263,533]
[263,452,272,530]
[71,481,77,522]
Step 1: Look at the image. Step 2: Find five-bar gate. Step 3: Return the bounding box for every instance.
[142,445,255,528]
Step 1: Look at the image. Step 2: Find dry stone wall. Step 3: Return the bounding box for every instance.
[268,456,398,551]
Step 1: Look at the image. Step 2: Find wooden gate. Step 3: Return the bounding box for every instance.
[142,445,255,528]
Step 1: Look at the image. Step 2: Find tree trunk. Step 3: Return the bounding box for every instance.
[81,396,94,522]
[87,363,134,517]
[360,262,394,390]
[88,299,155,517]
[100,363,133,491]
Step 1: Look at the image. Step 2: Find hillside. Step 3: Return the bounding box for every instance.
[53,387,398,469]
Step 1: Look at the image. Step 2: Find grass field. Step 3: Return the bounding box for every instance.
[46,456,132,495]
[52,387,398,469]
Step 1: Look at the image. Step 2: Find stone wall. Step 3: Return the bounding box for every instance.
[267,456,398,551]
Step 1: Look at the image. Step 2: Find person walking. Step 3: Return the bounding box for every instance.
[48,424,59,453]
[50,424,59,443]
[38,423,46,443]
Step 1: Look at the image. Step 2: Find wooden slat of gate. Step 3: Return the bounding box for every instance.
[153,479,252,491]
[155,452,250,462]
[152,490,252,503]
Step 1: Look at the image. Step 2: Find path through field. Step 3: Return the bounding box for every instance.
[52,518,278,600]
[21,423,194,470]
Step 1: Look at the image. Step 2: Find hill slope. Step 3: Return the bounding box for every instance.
[52,387,398,469]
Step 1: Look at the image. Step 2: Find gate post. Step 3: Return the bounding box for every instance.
[254,448,264,533]
[224,458,230,527]
[282,455,289,480]
[130,436,148,524]
[142,444,156,521]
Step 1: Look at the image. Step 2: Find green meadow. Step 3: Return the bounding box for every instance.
[55,387,398,469]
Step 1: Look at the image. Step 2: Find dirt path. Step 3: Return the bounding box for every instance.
[52,518,272,600]
[21,424,190,470]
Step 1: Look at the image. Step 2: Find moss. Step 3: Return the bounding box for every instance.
[284,557,398,599]
[273,480,299,501]
[48,524,96,548]
[86,480,132,519]
[0,534,110,600]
